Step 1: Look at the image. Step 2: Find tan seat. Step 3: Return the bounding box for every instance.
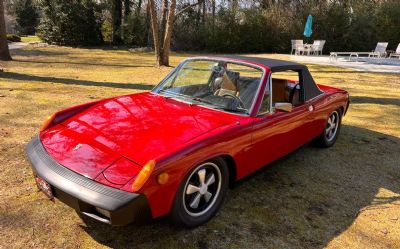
[214,72,238,97]
[272,78,302,106]
[272,78,288,103]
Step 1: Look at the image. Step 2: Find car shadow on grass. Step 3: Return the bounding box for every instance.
[14,59,156,69]
[79,125,400,249]
[0,72,155,91]
[11,48,70,57]
[350,96,400,106]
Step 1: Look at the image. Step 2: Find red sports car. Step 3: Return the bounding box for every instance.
[27,56,349,227]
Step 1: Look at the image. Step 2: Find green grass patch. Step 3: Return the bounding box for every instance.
[21,36,42,43]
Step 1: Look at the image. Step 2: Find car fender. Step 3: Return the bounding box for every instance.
[137,120,253,218]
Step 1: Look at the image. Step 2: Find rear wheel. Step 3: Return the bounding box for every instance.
[313,109,342,147]
[170,158,229,227]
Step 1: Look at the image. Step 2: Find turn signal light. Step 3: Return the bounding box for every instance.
[157,173,169,185]
[40,114,56,131]
[131,160,156,192]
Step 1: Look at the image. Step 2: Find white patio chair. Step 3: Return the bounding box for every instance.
[291,40,304,55]
[368,42,389,58]
[389,43,400,59]
[293,40,306,55]
[290,40,296,54]
[311,40,326,56]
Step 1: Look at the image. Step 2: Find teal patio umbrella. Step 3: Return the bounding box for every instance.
[303,15,313,38]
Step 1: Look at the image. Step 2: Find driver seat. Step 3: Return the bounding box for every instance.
[214,72,239,97]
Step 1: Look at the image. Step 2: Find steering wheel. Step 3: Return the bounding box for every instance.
[222,93,245,109]
[289,83,300,104]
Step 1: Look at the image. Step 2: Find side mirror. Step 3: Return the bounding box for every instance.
[274,102,293,112]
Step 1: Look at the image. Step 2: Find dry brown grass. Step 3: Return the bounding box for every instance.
[0,46,399,249]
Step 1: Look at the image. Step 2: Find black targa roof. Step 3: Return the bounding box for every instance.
[208,55,324,101]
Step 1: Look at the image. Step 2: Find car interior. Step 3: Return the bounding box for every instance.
[271,78,302,107]
[207,63,261,111]
[257,70,303,114]
[170,64,303,114]
[162,61,305,114]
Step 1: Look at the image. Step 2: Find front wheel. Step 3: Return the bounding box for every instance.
[313,109,342,147]
[170,158,229,227]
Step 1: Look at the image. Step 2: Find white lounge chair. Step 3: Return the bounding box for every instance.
[389,43,400,59]
[368,42,389,58]
[291,40,304,55]
[330,42,389,61]
[311,40,326,55]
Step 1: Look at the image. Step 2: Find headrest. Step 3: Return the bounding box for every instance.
[217,73,237,92]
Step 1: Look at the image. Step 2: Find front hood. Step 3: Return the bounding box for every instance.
[41,92,240,181]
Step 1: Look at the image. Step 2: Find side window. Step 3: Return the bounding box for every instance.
[271,70,302,107]
[258,70,303,115]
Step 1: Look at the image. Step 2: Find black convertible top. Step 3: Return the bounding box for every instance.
[212,55,305,72]
[207,55,324,101]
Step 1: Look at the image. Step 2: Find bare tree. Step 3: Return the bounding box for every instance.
[148,0,175,66]
[0,0,11,61]
[148,0,162,65]
[148,0,203,66]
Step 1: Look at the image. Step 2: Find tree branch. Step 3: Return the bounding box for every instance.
[175,0,204,16]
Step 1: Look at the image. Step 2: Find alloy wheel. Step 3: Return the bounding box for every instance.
[183,162,222,217]
[325,111,339,142]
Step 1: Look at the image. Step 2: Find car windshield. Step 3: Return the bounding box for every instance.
[152,59,264,114]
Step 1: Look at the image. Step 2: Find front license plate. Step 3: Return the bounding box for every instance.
[35,175,54,200]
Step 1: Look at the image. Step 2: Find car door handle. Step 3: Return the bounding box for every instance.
[308,105,314,112]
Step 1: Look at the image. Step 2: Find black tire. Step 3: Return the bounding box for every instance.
[313,109,342,148]
[170,158,229,228]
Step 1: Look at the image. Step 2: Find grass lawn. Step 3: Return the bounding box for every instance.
[0,46,399,249]
[20,36,42,43]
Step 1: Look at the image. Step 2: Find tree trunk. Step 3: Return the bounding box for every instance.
[196,2,200,25]
[201,0,206,24]
[112,0,123,43]
[148,0,177,67]
[148,0,162,66]
[211,0,215,33]
[161,0,176,66]
[160,0,168,45]
[124,0,131,22]
[145,1,151,47]
[0,0,11,61]
[135,0,142,17]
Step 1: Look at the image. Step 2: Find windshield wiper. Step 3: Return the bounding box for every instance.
[191,97,249,114]
[190,97,215,106]
[159,90,191,101]
[159,89,179,98]
[162,93,248,115]
[160,91,208,106]
[215,106,249,114]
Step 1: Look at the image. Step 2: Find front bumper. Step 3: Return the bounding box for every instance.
[26,135,152,226]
